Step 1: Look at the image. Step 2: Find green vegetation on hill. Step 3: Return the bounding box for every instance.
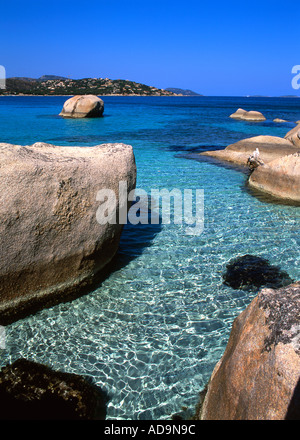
[165,88,202,96]
[0,77,177,96]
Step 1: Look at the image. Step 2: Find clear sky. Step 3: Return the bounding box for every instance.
[1,0,299,96]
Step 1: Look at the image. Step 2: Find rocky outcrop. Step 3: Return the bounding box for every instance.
[230,109,266,121]
[284,123,300,148]
[0,142,136,324]
[273,118,288,123]
[229,108,247,119]
[59,95,104,118]
[248,152,300,203]
[0,359,108,419]
[198,282,300,420]
[200,135,298,167]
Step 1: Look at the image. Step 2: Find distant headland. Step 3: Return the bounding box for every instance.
[0,75,201,97]
[165,88,202,96]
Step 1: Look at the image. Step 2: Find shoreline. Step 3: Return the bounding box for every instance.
[0,94,193,97]
[0,94,298,98]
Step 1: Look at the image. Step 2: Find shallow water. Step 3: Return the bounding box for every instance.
[0,96,299,419]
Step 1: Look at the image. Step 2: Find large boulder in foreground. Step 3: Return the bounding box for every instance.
[0,142,136,324]
[0,358,108,419]
[230,109,266,121]
[248,152,300,203]
[59,95,104,118]
[200,135,298,167]
[198,282,300,420]
[284,123,300,148]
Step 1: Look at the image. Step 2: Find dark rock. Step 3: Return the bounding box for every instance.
[0,358,109,419]
[171,413,184,420]
[223,254,293,290]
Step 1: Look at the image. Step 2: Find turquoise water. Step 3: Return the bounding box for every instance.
[0,96,299,419]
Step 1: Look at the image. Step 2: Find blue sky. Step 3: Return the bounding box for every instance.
[1,0,299,96]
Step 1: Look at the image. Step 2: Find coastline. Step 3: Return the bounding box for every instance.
[0,94,298,98]
[0,94,188,97]
[0,96,299,420]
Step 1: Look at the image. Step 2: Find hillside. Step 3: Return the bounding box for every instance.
[0,76,178,96]
[165,88,202,96]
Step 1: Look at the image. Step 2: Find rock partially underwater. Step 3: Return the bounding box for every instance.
[200,123,300,205]
[0,358,108,419]
[200,135,298,167]
[248,152,300,204]
[59,95,104,118]
[197,282,300,420]
[229,108,266,121]
[0,142,136,324]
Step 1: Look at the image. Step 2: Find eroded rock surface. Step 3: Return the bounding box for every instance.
[200,135,298,167]
[285,123,300,148]
[198,282,300,420]
[248,152,300,203]
[0,142,136,323]
[230,109,266,121]
[59,95,104,118]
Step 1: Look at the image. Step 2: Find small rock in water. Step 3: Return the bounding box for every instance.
[223,254,293,290]
[0,358,109,419]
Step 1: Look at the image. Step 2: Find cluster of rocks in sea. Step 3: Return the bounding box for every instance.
[201,109,300,204]
[229,107,298,124]
[0,96,299,420]
[230,108,266,121]
[196,109,300,419]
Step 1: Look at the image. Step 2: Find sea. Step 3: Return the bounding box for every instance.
[0,95,299,419]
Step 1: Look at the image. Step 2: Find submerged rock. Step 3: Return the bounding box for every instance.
[223,254,293,290]
[249,152,300,203]
[197,282,300,420]
[0,142,136,324]
[0,359,108,419]
[59,95,104,118]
